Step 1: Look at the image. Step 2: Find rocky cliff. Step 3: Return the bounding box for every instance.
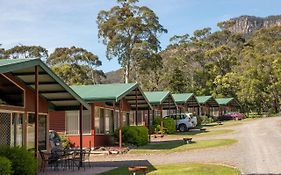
[219,15,281,35]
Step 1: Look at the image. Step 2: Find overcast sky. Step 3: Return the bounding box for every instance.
[1,0,281,72]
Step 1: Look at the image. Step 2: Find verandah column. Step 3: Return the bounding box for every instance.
[135,90,138,126]
[91,103,95,148]
[148,110,151,142]
[79,104,83,167]
[34,66,39,158]
[119,100,123,148]
[160,105,163,134]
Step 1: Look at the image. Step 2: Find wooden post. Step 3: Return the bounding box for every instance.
[168,98,171,115]
[160,105,163,134]
[79,104,83,167]
[34,66,39,158]
[152,109,155,126]
[135,90,138,126]
[148,110,151,142]
[119,101,123,148]
[91,103,95,148]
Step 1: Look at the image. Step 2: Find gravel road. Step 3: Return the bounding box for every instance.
[93,117,281,175]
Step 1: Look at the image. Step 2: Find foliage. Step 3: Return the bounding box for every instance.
[114,126,149,146]
[0,146,37,175]
[47,46,104,85]
[97,0,167,83]
[0,156,13,175]
[153,117,176,134]
[200,116,214,124]
[5,45,48,59]
[59,134,73,149]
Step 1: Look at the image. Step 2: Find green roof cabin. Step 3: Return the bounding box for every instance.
[49,83,152,148]
[0,58,89,160]
[172,93,199,115]
[196,95,219,116]
[216,97,241,115]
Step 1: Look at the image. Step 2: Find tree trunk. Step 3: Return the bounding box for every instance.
[125,63,130,84]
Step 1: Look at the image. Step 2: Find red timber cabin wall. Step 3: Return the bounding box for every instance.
[0,73,49,146]
[49,98,131,148]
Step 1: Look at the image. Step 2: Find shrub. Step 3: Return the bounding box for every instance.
[200,116,214,124]
[0,145,37,175]
[59,134,73,149]
[153,117,176,134]
[114,126,149,146]
[0,156,13,175]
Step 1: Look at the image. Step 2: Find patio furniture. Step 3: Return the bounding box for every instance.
[183,137,192,144]
[128,166,148,175]
[38,149,60,172]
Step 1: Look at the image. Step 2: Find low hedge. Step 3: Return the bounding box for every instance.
[153,117,176,134]
[0,156,13,175]
[114,126,149,146]
[0,146,37,175]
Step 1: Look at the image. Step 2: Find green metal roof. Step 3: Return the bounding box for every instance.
[196,95,219,106]
[144,91,170,105]
[0,58,90,110]
[196,96,212,104]
[216,97,241,107]
[144,91,177,109]
[216,98,234,105]
[71,83,138,102]
[71,83,152,110]
[172,93,194,104]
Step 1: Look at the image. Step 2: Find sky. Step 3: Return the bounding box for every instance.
[0,0,281,72]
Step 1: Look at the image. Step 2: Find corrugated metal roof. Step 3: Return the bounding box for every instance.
[71,83,138,102]
[216,98,234,105]
[172,93,194,104]
[196,96,212,104]
[144,91,170,104]
[216,97,241,107]
[0,58,90,110]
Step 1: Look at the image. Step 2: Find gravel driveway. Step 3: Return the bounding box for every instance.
[93,117,281,174]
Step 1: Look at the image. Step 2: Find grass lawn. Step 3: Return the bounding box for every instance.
[202,118,254,128]
[169,129,234,138]
[129,139,237,154]
[98,163,240,175]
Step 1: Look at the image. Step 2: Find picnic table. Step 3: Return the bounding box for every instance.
[183,137,193,144]
[128,166,148,175]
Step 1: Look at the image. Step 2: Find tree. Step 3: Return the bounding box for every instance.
[5,45,48,60]
[47,46,104,85]
[97,0,167,83]
[0,44,7,59]
[166,67,187,93]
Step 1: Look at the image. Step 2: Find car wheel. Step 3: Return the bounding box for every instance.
[179,124,187,132]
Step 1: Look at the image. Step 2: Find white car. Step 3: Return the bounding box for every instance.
[164,113,197,132]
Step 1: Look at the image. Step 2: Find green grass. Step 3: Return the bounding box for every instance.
[129,139,237,154]
[170,129,234,138]
[98,163,240,175]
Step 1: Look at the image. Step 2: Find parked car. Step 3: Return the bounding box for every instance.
[164,113,197,132]
[218,112,246,121]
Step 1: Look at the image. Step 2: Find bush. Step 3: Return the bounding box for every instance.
[200,116,214,124]
[0,146,37,175]
[59,134,73,149]
[0,156,13,175]
[153,117,176,134]
[114,126,149,146]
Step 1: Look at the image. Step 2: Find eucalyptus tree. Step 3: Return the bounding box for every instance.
[5,45,48,60]
[97,0,167,83]
[47,46,104,85]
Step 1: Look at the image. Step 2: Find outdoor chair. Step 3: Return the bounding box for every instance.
[39,149,59,172]
[82,148,92,168]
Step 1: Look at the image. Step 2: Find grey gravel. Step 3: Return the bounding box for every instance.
[93,117,281,175]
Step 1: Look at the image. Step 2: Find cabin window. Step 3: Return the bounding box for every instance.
[65,110,91,135]
[95,107,114,135]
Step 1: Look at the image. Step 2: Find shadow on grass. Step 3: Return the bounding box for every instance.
[136,140,192,150]
[93,160,157,175]
[172,128,210,136]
